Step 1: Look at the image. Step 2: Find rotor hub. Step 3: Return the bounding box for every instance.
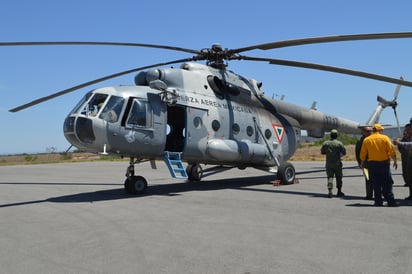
[196,44,241,69]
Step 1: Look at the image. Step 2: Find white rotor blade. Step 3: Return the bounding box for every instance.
[393,76,403,100]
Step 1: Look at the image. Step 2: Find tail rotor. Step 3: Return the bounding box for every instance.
[366,76,403,137]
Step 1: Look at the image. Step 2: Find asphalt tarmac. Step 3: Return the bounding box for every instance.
[1,161,411,274]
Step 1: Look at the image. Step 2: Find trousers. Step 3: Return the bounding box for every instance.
[326,163,343,191]
[368,161,395,205]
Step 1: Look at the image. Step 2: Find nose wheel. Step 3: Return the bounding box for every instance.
[124,176,147,194]
[124,157,148,195]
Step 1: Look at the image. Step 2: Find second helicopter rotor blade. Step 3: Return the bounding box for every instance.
[240,55,412,88]
[9,57,194,112]
[0,41,201,55]
[231,32,412,54]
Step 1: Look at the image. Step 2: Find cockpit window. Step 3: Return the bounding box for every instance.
[126,99,152,128]
[70,91,93,114]
[80,93,108,116]
[99,96,125,123]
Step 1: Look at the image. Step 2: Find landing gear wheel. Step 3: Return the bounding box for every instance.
[278,162,295,185]
[124,175,148,195]
[186,163,203,182]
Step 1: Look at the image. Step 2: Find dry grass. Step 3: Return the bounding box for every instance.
[291,143,402,162]
[1,143,400,165]
[0,153,108,166]
[290,144,356,161]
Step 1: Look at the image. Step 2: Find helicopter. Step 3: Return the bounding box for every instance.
[2,32,412,195]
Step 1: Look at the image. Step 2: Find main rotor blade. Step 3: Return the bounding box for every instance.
[9,57,194,112]
[0,41,200,55]
[241,56,412,87]
[232,32,412,53]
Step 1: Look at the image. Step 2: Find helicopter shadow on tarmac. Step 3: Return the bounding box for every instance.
[2,166,410,207]
[0,173,328,209]
[0,172,324,207]
[50,175,297,203]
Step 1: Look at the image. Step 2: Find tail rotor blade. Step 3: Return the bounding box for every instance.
[393,76,403,100]
[393,107,402,138]
[392,76,402,137]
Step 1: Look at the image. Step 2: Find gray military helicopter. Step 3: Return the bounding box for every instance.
[3,32,412,194]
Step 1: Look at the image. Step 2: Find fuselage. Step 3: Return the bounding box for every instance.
[63,62,360,168]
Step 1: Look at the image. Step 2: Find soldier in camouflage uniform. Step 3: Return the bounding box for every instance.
[321,129,347,198]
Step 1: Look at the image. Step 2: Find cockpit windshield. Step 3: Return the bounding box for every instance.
[69,91,93,114]
[82,93,108,116]
[71,93,109,116]
[69,92,126,123]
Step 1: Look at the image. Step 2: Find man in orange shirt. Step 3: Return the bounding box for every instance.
[360,123,398,207]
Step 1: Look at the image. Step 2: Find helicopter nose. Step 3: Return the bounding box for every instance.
[64,116,95,147]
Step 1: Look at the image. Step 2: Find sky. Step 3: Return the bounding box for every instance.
[1,0,412,154]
